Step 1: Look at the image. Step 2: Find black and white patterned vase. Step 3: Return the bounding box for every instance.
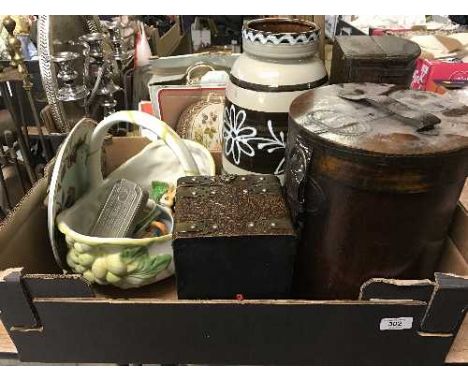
[222,18,328,181]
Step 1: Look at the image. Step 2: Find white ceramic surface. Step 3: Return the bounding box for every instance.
[47,118,96,270]
[222,18,328,180]
[49,111,215,288]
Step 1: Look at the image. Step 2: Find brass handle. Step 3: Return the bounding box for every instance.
[285,135,313,229]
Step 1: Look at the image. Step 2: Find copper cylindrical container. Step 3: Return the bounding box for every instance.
[285,83,468,299]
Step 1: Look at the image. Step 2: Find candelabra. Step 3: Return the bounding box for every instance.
[52,51,88,102]
[101,20,131,64]
[51,30,122,122]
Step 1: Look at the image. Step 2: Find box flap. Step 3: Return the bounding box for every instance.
[0,268,38,329]
[421,273,468,333]
[360,278,435,302]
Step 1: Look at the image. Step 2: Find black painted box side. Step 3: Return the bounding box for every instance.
[173,175,297,300]
[174,235,296,299]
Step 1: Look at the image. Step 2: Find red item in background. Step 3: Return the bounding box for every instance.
[411,58,468,91]
[134,21,152,68]
[138,101,154,116]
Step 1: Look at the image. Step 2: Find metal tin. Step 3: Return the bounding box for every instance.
[330,36,421,86]
[285,83,468,299]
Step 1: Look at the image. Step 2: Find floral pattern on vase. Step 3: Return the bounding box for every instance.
[223,103,256,166]
[222,18,327,180]
[223,102,288,175]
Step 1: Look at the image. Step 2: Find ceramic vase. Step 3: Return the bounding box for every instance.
[222,18,327,180]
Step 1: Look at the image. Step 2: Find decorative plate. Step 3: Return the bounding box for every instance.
[47,118,96,270]
[176,95,224,153]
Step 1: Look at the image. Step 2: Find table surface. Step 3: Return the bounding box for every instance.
[0,321,16,355]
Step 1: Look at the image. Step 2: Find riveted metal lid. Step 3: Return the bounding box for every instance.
[173,175,295,239]
[289,83,468,157]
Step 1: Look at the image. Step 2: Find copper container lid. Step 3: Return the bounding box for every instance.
[289,83,468,157]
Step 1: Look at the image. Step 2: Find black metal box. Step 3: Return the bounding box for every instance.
[173,174,296,299]
[330,35,421,86]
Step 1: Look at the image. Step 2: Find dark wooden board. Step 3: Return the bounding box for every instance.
[8,298,452,365]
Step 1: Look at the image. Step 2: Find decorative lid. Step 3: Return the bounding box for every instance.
[242,18,319,46]
[335,35,421,61]
[173,175,295,239]
[289,83,468,157]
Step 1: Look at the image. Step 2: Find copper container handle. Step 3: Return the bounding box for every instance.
[339,88,441,132]
[285,135,314,230]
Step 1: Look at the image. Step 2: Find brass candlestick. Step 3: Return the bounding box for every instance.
[3,16,52,164]
[1,16,37,183]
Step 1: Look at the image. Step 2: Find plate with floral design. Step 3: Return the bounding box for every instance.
[47,118,96,270]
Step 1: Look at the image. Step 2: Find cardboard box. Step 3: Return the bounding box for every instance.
[148,53,239,88]
[324,16,339,41]
[334,17,367,38]
[0,137,467,365]
[149,18,183,57]
[411,58,468,91]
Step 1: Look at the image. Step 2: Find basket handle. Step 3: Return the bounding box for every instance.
[87,110,200,189]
